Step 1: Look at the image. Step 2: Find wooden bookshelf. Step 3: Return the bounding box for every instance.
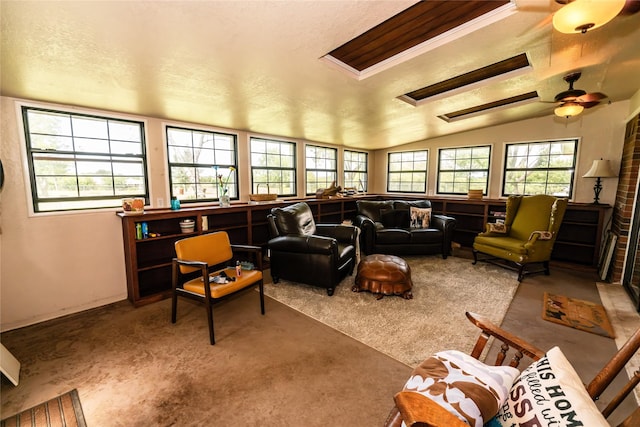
[118,195,609,307]
[117,197,368,306]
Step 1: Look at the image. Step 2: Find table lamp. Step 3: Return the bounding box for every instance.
[582,159,616,204]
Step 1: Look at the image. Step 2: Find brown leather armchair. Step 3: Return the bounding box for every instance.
[267,202,358,296]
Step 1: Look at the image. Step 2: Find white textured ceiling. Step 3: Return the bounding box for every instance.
[2,0,640,150]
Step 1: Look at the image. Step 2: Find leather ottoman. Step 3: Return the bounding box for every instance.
[352,254,413,300]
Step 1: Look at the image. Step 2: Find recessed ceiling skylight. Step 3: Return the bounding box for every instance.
[399,53,532,106]
[438,91,540,122]
[321,0,515,80]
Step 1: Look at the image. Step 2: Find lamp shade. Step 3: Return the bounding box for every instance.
[554,102,584,117]
[582,159,616,178]
[553,0,625,34]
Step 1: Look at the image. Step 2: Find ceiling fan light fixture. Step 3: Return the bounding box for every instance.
[553,0,625,34]
[555,102,584,117]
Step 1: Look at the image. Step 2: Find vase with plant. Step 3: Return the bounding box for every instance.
[214,165,235,207]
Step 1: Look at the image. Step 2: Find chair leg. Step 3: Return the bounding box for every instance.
[204,298,215,345]
[517,264,526,282]
[171,293,178,324]
[327,287,335,296]
[259,281,265,315]
[543,261,550,276]
[472,249,479,265]
[171,262,178,324]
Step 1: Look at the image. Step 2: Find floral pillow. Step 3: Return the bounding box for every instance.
[486,346,608,427]
[399,350,519,427]
[410,207,432,229]
[487,222,508,233]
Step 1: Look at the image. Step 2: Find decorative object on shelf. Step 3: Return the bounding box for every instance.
[250,183,278,202]
[179,219,195,233]
[214,165,235,207]
[170,196,180,210]
[582,158,617,204]
[219,194,230,207]
[315,180,342,199]
[122,197,145,215]
[553,0,625,34]
[467,189,483,200]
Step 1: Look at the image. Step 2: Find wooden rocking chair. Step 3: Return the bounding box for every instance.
[384,312,640,427]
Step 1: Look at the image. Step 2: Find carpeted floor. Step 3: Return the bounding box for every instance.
[264,256,520,366]
[2,256,638,426]
[0,290,412,426]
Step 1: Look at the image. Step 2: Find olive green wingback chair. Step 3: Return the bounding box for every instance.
[472,195,568,281]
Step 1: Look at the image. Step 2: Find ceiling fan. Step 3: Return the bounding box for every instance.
[548,72,608,117]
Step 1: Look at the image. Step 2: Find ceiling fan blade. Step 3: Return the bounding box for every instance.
[580,101,602,109]
[576,92,607,103]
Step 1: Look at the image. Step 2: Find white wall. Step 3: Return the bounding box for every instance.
[0,96,347,331]
[370,100,630,206]
[0,95,630,331]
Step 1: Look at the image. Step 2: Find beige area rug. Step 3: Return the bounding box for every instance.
[264,256,520,367]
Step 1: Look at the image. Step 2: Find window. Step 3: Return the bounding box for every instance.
[305,145,337,195]
[437,145,491,195]
[503,139,578,197]
[166,126,237,202]
[250,137,296,196]
[22,107,147,213]
[344,150,368,192]
[387,150,428,193]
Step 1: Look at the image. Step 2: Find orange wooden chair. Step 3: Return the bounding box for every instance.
[172,231,265,345]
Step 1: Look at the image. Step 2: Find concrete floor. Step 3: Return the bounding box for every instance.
[495,259,640,426]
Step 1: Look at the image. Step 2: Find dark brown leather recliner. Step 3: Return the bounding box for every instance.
[267,202,358,296]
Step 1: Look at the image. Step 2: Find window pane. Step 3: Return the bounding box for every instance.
[344,150,367,192]
[166,126,238,203]
[503,139,577,197]
[437,145,491,195]
[387,150,428,193]
[305,145,337,195]
[23,107,147,212]
[251,137,296,196]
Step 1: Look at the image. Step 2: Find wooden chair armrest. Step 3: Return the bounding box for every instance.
[617,406,640,427]
[466,312,545,366]
[394,391,468,427]
[587,327,640,404]
[230,244,264,270]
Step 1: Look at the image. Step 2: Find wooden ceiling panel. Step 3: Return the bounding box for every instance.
[439,91,540,121]
[405,53,531,101]
[328,0,510,72]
